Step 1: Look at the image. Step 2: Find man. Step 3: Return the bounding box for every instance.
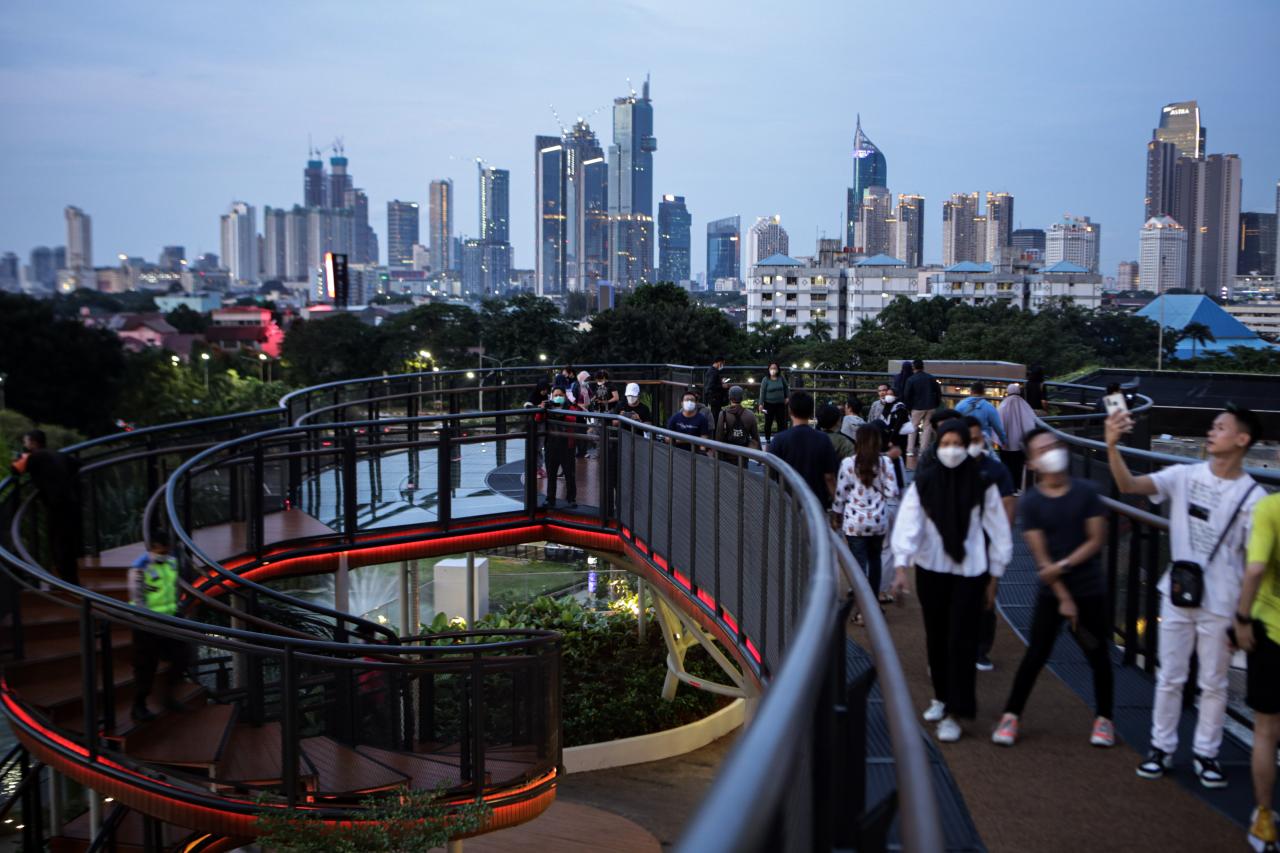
[9,429,82,584]
[840,397,867,442]
[553,365,575,394]
[991,428,1114,748]
[714,385,760,453]
[666,391,712,451]
[818,403,855,463]
[866,384,891,425]
[703,356,730,427]
[767,392,838,509]
[611,382,652,424]
[965,415,1016,672]
[955,382,1008,449]
[1106,406,1264,788]
[539,388,581,508]
[903,358,941,460]
[129,538,190,721]
[1238,476,1280,852]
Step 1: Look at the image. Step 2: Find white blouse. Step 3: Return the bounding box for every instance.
[890,481,1012,577]
[832,455,899,537]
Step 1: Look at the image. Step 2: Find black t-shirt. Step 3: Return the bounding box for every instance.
[767,424,838,508]
[18,449,81,506]
[612,400,652,424]
[1019,479,1106,598]
[978,454,1015,498]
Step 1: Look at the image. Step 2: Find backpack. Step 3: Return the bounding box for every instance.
[719,408,751,447]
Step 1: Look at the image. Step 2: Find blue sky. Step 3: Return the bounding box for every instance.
[2,0,1277,280]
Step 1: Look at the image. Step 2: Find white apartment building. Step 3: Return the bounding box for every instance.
[925,259,1102,311]
[1226,303,1280,341]
[746,253,922,338]
[1138,215,1186,293]
[1045,215,1101,272]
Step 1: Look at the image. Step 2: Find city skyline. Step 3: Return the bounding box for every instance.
[2,1,1278,282]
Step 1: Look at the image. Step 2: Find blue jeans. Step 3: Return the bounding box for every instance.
[847,534,884,597]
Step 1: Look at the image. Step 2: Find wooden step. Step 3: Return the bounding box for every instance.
[48,807,201,853]
[43,663,189,723]
[7,644,137,704]
[121,702,238,769]
[355,744,467,789]
[0,627,134,682]
[93,680,208,740]
[300,736,409,796]
[214,721,311,788]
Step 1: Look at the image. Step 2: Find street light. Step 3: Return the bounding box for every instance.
[200,352,210,391]
[538,353,548,362]
[258,352,269,382]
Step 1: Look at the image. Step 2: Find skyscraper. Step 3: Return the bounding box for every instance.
[65,205,92,278]
[1116,260,1140,290]
[347,188,377,265]
[941,193,980,265]
[854,189,894,256]
[159,246,186,272]
[1194,154,1241,294]
[1238,212,1277,276]
[429,179,454,273]
[461,238,512,297]
[304,151,326,207]
[563,120,609,292]
[1046,215,1101,272]
[284,205,310,281]
[219,202,258,286]
[535,135,566,295]
[1155,101,1205,159]
[1010,228,1046,257]
[386,201,420,269]
[984,192,1015,263]
[607,76,657,287]
[262,207,288,279]
[0,253,18,291]
[747,216,790,268]
[845,115,887,250]
[328,152,351,211]
[29,247,56,290]
[1139,216,1186,293]
[707,216,740,285]
[658,194,691,282]
[479,164,510,243]
[893,195,925,266]
[1145,139,1178,220]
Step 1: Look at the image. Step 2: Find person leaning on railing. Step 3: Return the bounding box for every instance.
[1104,406,1264,790]
[8,429,82,584]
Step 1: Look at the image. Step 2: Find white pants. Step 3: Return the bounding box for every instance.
[1150,594,1233,758]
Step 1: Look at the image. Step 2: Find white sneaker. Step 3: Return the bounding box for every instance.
[922,700,946,723]
[936,716,962,743]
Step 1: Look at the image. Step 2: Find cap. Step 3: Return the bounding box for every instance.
[728,385,744,402]
[625,382,641,397]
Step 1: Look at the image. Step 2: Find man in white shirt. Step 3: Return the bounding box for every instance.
[1105,406,1264,789]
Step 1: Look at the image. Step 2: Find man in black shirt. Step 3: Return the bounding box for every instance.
[703,356,729,427]
[991,427,1113,748]
[903,358,942,460]
[766,392,837,509]
[10,430,82,584]
[611,382,652,424]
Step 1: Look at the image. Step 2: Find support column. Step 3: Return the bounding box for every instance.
[466,552,476,624]
[399,560,411,637]
[334,552,350,615]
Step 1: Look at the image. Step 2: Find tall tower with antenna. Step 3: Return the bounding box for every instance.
[304,139,326,208]
[607,74,657,288]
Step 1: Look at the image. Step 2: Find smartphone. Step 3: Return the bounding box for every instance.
[1102,392,1129,417]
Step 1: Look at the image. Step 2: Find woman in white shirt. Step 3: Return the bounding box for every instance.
[889,419,1013,742]
[833,425,899,613]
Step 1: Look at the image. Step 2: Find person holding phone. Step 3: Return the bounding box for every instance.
[991,427,1113,748]
[1105,405,1264,788]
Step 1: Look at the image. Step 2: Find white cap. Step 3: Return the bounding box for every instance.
[625,382,641,397]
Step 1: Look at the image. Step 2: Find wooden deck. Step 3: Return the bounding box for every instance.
[458,799,661,853]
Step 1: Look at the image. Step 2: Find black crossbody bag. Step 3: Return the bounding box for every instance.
[1168,484,1259,608]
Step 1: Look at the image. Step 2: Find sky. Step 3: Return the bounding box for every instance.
[2,0,1278,281]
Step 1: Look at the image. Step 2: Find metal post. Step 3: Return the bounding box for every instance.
[342,432,358,542]
[334,552,350,614]
[79,600,98,761]
[250,442,265,556]
[637,579,647,643]
[438,424,452,531]
[400,559,412,635]
[87,790,101,839]
[465,552,476,626]
[281,646,298,808]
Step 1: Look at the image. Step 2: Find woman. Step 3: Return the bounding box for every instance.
[998,383,1038,491]
[833,426,899,614]
[889,419,1012,743]
[1024,365,1046,413]
[892,360,914,399]
[525,378,551,478]
[757,361,789,442]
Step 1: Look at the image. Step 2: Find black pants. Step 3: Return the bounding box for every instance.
[847,535,883,596]
[46,500,82,585]
[132,629,191,704]
[916,568,988,719]
[1000,449,1026,492]
[762,402,787,440]
[979,606,996,659]
[1005,592,1114,718]
[545,444,576,502]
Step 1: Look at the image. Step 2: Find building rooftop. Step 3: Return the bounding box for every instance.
[943,261,993,273]
[1136,294,1277,358]
[1044,261,1090,273]
[756,253,804,267]
[854,254,907,267]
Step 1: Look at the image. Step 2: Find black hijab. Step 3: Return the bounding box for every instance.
[914,419,987,564]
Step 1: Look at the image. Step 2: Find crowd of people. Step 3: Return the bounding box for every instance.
[523,359,1277,850]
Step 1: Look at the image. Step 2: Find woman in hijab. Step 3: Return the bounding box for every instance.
[889,419,1013,742]
[1024,365,1046,412]
[892,360,914,399]
[998,383,1038,491]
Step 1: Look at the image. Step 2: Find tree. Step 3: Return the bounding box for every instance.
[282,313,385,386]
[570,283,741,365]
[377,304,480,371]
[804,317,832,342]
[165,304,209,333]
[477,294,574,363]
[1181,321,1216,360]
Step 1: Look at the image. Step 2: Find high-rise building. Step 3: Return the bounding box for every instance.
[219,202,258,286]
[304,151,327,207]
[65,205,92,278]
[461,238,512,297]
[0,253,18,291]
[607,76,657,288]
[853,188,893,256]
[328,153,350,211]
[1117,260,1140,290]
[1145,139,1178,220]
[985,192,1015,263]
[28,247,57,289]
[1238,212,1277,276]
[1145,102,1206,237]
[535,135,566,296]
[1139,216,1187,293]
[845,116,887,250]
[1173,154,1241,293]
[284,205,310,281]
[1155,101,1205,159]
[747,216,791,268]
[1046,215,1101,272]
[428,179,454,273]
[262,207,288,280]
[479,164,510,243]
[563,120,609,292]
[1010,228,1046,258]
[707,216,741,285]
[346,189,377,265]
[386,200,420,269]
[941,193,980,266]
[892,195,925,266]
[658,194,691,282]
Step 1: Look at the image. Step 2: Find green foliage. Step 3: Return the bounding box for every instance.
[477,294,572,363]
[48,288,157,318]
[282,313,384,386]
[0,409,86,464]
[572,283,740,366]
[253,786,487,853]
[378,304,481,372]
[113,349,290,427]
[164,304,210,333]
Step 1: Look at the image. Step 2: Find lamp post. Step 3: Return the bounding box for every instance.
[1156,255,1166,370]
[200,352,211,392]
[258,352,269,382]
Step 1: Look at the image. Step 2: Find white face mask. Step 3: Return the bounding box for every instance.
[626,396,639,406]
[1037,447,1070,474]
[937,446,967,468]
[552,396,566,405]
[967,442,985,459]
[682,400,697,413]
[883,394,896,404]
[769,369,778,376]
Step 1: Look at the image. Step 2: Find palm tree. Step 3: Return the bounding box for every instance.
[805,317,832,342]
[1181,321,1216,360]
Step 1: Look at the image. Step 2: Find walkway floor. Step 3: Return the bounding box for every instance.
[455,799,661,852]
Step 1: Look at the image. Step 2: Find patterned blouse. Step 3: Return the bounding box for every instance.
[832,455,900,537]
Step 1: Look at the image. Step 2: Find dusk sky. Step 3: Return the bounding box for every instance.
[2,0,1278,279]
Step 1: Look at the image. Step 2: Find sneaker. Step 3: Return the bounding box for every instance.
[922,699,946,723]
[991,713,1018,746]
[566,501,578,509]
[131,703,157,723]
[975,654,994,672]
[1089,717,1116,748]
[1193,754,1227,789]
[1248,807,1279,853]
[1136,748,1173,779]
[936,716,962,743]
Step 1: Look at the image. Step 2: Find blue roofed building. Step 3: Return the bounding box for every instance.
[1136,294,1278,359]
[927,256,1102,311]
